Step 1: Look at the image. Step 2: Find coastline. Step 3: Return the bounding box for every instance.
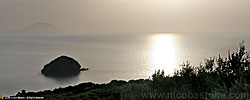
[12,43,250,100]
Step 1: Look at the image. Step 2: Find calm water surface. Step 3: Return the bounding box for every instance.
[0,33,249,96]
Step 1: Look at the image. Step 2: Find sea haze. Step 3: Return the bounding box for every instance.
[0,32,249,96]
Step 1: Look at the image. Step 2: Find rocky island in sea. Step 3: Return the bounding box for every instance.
[41,55,88,77]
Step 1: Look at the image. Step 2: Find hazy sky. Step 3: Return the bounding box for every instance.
[0,0,250,34]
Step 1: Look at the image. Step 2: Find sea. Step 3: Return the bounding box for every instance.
[0,32,249,96]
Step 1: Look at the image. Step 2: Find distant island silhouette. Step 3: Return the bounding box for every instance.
[13,21,62,34]
[41,55,88,77]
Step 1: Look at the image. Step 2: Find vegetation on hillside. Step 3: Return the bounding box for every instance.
[16,42,250,100]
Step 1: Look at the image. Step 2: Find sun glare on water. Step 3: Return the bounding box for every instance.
[150,34,178,75]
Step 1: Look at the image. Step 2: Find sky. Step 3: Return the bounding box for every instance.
[0,0,250,34]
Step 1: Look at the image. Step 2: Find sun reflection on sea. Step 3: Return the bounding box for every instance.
[150,33,178,75]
